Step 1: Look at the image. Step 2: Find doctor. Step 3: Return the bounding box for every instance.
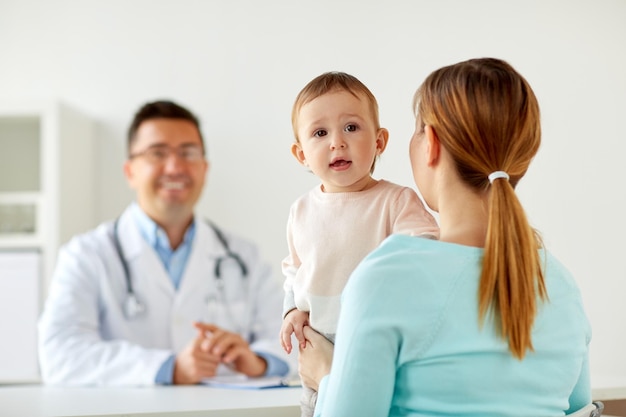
[38,100,291,386]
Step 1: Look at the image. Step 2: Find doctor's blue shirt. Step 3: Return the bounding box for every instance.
[131,203,194,291]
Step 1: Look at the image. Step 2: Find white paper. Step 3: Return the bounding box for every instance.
[202,375,301,389]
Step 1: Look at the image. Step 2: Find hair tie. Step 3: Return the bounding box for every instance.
[488,171,510,184]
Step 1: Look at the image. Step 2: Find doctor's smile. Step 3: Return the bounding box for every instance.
[157,176,194,197]
[161,180,187,190]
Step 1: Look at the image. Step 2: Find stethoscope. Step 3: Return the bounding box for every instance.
[111,217,248,323]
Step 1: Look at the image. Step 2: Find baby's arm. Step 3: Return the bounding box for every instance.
[280,205,315,353]
[281,250,303,354]
[281,208,309,354]
[280,309,310,354]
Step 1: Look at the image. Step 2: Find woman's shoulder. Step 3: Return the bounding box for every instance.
[371,234,480,260]
[542,250,585,299]
[349,235,478,290]
[342,235,479,344]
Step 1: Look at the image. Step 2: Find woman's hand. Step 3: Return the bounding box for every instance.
[298,326,334,391]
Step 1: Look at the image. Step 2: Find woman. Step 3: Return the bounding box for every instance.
[298,58,591,416]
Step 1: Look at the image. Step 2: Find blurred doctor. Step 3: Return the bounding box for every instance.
[38,100,291,386]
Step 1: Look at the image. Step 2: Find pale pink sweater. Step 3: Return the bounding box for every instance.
[282,180,439,334]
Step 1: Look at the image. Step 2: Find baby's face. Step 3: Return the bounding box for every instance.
[293,90,384,193]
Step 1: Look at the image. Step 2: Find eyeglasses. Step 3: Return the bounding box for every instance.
[129,145,205,164]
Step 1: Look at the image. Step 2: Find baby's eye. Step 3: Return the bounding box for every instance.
[313,129,327,138]
[344,124,358,132]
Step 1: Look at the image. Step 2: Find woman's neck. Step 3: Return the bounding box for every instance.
[436,185,489,248]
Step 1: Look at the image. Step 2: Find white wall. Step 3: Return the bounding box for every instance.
[1,0,625,379]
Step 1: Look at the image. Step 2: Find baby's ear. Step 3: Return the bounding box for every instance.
[291,142,307,166]
[376,128,389,154]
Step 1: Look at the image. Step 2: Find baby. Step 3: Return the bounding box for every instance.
[280,71,439,417]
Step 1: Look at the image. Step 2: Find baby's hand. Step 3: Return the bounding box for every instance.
[279,309,310,354]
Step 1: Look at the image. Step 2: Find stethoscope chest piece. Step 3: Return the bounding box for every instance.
[124,293,146,320]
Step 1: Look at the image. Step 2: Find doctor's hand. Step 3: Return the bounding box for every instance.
[280,309,310,354]
[194,322,267,377]
[298,326,334,392]
[173,327,222,384]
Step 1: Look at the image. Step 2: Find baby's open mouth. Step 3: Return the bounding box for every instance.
[330,159,351,168]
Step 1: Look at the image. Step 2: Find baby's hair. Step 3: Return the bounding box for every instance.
[291,71,380,143]
[414,57,545,359]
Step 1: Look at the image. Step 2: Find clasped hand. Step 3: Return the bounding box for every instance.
[281,311,334,391]
[173,321,267,384]
[298,326,334,392]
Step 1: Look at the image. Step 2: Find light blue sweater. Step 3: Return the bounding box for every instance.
[315,235,591,417]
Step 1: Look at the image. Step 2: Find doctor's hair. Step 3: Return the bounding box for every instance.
[291,71,382,173]
[414,57,546,360]
[127,100,205,154]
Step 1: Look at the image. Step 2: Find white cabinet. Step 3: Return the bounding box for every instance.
[0,101,95,325]
[0,251,41,383]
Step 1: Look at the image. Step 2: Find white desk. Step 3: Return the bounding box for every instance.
[1,378,624,417]
[591,375,626,401]
[0,385,302,417]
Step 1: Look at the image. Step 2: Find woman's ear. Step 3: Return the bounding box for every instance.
[424,125,440,167]
[291,143,307,166]
[375,128,389,155]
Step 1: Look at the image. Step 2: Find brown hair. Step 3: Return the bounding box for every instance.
[291,71,381,173]
[127,100,205,155]
[414,58,546,359]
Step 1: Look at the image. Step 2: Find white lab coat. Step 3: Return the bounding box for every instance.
[38,205,292,386]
